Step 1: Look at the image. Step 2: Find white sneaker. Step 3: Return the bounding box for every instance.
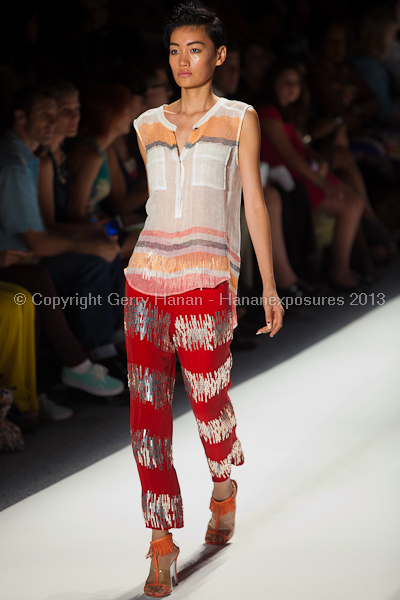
[37,394,74,420]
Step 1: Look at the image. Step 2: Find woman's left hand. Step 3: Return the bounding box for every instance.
[257,287,285,337]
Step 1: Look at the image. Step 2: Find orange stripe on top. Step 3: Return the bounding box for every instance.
[130,252,230,274]
[140,122,176,148]
[200,115,242,140]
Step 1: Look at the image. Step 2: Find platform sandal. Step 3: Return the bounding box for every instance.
[205,479,237,545]
[144,533,179,598]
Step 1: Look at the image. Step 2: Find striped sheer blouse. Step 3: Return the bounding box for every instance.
[125,97,251,327]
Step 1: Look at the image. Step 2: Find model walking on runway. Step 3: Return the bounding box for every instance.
[124,3,284,596]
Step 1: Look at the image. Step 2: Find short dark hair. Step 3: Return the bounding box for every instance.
[11,86,56,118]
[163,2,227,51]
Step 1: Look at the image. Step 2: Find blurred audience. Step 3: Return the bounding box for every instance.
[66,82,142,261]
[308,20,379,135]
[259,62,366,290]
[352,7,400,127]
[67,83,133,221]
[263,182,317,295]
[142,62,174,111]
[0,249,124,424]
[101,65,153,230]
[0,86,126,385]
[213,43,241,98]
[237,39,275,105]
[0,0,399,441]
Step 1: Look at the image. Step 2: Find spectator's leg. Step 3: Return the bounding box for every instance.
[0,264,87,367]
[41,254,118,359]
[315,186,364,287]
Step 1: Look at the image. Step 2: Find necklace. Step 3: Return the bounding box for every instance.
[50,147,68,185]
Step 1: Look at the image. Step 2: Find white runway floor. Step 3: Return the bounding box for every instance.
[1,297,400,600]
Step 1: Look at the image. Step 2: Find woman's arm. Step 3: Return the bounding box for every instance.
[106,143,128,215]
[38,154,58,228]
[260,116,325,187]
[67,143,103,222]
[107,142,149,215]
[38,154,103,239]
[239,108,284,337]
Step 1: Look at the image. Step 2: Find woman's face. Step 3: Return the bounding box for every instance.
[168,26,225,91]
[274,69,302,106]
[322,24,347,64]
[56,91,81,139]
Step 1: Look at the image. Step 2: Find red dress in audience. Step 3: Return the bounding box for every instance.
[259,104,340,209]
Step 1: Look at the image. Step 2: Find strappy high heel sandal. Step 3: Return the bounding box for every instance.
[144,533,179,598]
[205,480,237,545]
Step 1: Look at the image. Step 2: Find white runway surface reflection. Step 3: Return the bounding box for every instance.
[1,297,400,600]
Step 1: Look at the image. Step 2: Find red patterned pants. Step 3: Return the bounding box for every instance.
[124,281,244,530]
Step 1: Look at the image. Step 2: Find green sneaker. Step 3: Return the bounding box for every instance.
[38,394,74,420]
[61,363,124,397]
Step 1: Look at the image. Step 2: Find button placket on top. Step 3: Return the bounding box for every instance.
[158,98,224,219]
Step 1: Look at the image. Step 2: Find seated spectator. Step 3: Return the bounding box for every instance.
[259,62,365,290]
[66,82,142,261]
[0,250,124,423]
[67,83,133,222]
[101,66,151,221]
[0,86,126,381]
[308,20,379,136]
[38,80,118,242]
[213,43,241,99]
[352,8,400,127]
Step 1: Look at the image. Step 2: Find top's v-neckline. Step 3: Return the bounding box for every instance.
[158,97,225,157]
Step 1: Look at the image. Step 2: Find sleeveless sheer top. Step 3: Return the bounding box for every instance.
[125,97,251,327]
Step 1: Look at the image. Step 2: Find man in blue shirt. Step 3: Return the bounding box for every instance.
[0,87,119,261]
[0,87,127,413]
[0,90,53,252]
